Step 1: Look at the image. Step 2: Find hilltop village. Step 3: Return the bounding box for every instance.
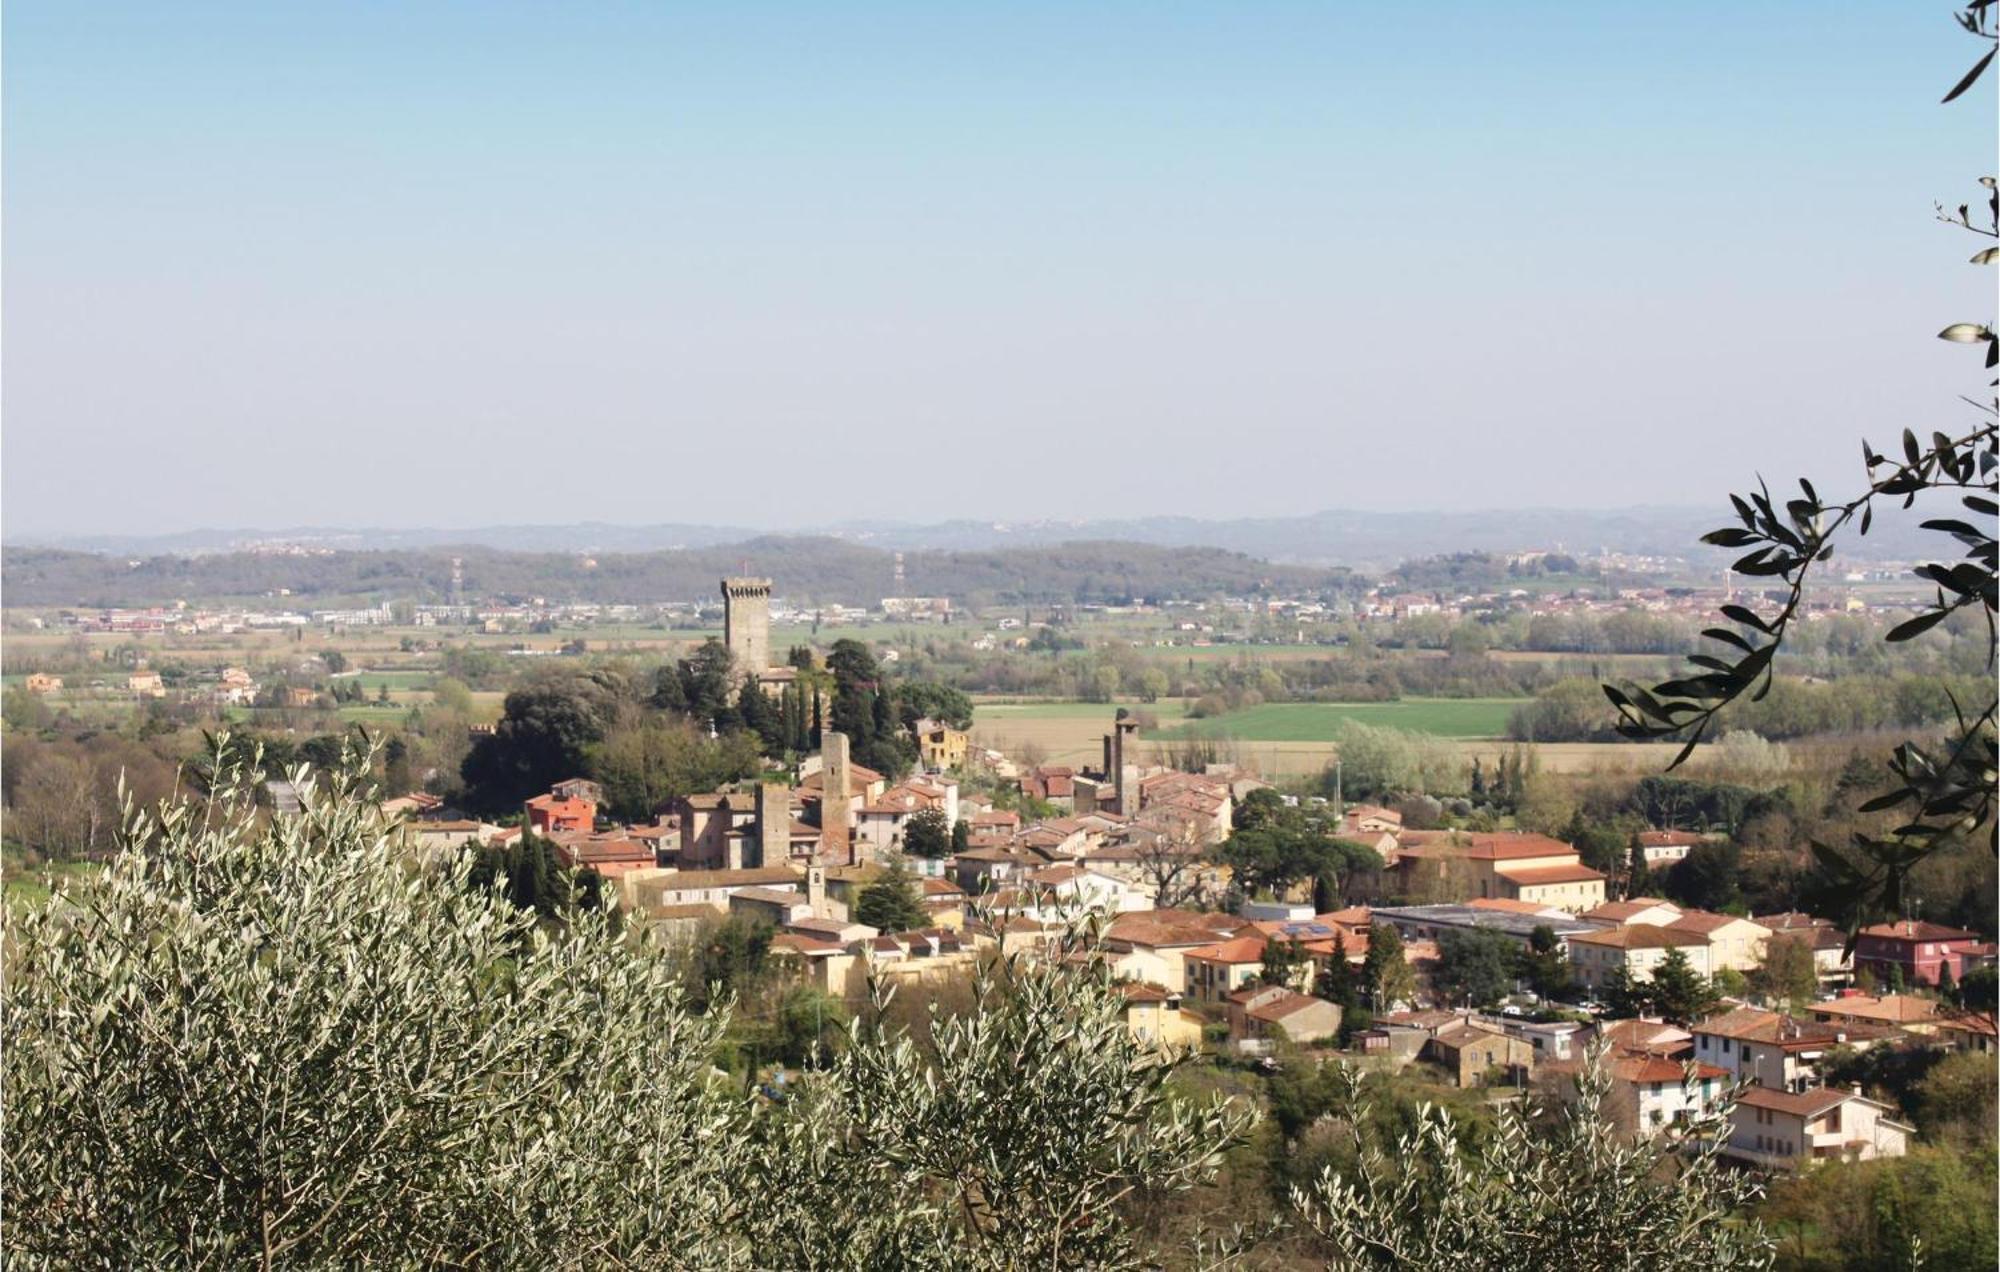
[365,575,1995,1179]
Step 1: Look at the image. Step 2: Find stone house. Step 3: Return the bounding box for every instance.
[1423,1018,1537,1087]
[1227,985,1342,1048]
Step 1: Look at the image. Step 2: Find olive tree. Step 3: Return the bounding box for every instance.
[3,742,752,1269]
[1292,1049,1774,1270]
[789,938,1258,1270]
[4,737,1256,1269]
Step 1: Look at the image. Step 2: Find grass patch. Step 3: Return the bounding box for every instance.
[1161,698,1525,741]
[971,698,1191,722]
[4,858,102,914]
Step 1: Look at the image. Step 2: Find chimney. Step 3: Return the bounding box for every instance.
[1114,717,1139,815]
[824,732,852,865]
[756,782,789,869]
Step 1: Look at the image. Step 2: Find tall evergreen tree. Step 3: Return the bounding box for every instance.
[1649,947,1719,1024]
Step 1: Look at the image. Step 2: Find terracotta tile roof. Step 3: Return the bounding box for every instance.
[1431,1018,1512,1049]
[1734,1086,1854,1119]
[1595,1019,1692,1053]
[786,916,862,938]
[643,866,802,893]
[1319,905,1373,926]
[1566,923,1709,951]
[1935,1012,1999,1038]
[1858,920,1982,943]
[1665,909,1754,935]
[1691,1006,1784,1040]
[1753,911,1834,934]
[1378,1009,1458,1031]
[796,763,884,793]
[1689,1007,1881,1050]
[1810,994,1940,1025]
[1248,990,1332,1023]
[730,886,809,907]
[1117,981,1172,1004]
[1636,831,1701,847]
[1344,803,1402,823]
[1105,913,1243,949]
[1496,862,1606,885]
[1399,831,1578,861]
[561,838,655,866]
[1608,1052,1729,1084]
[771,932,846,956]
[1027,865,1085,886]
[1185,936,1271,965]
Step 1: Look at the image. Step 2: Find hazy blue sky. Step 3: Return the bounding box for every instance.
[4,2,1990,537]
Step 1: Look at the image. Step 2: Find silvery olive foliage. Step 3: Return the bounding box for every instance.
[3,741,750,1269]
[1605,2,1998,933]
[1291,1049,1775,1272]
[805,942,1257,1270]
[3,737,1252,1269]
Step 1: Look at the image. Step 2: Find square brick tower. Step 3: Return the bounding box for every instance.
[721,577,772,678]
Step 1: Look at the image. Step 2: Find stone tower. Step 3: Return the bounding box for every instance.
[822,731,852,865]
[721,577,772,677]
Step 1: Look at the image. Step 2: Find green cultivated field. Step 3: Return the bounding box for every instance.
[1164,698,1525,740]
[972,699,1192,721]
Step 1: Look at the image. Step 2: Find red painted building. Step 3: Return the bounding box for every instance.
[1852,920,1989,987]
[525,792,596,835]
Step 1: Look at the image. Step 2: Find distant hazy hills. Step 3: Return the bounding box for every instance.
[3,507,1941,608]
[0,539,1362,609]
[9,506,1902,569]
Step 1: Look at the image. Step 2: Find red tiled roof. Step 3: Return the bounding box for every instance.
[771,932,846,956]
[1858,920,1982,943]
[1248,991,1332,1023]
[1636,831,1700,847]
[1398,831,1578,861]
[1496,863,1606,886]
[1567,923,1709,951]
[1665,909,1754,935]
[1734,1086,1854,1119]
[1935,1013,1999,1038]
[1809,995,1940,1025]
[1608,1051,1728,1084]
[1185,936,1270,965]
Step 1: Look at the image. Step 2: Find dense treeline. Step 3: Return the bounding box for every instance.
[1386,550,1590,592]
[0,540,1361,608]
[1508,672,1990,743]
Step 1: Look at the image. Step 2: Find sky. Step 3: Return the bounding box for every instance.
[3,2,1992,539]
